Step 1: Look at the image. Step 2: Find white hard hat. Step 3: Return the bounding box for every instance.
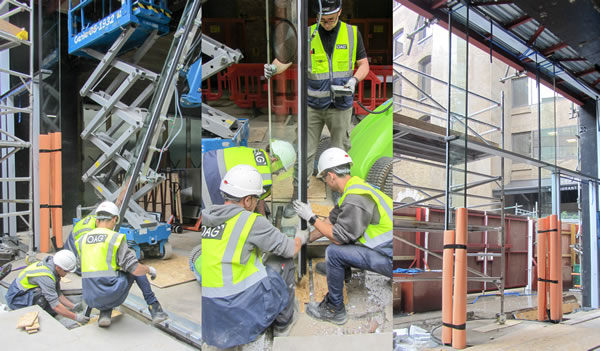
[220,164,265,198]
[95,201,120,223]
[317,147,353,178]
[271,139,296,171]
[54,250,77,273]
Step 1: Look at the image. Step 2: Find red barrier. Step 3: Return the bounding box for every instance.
[228,64,268,109]
[201,70,228,101]
[223,64,392,115]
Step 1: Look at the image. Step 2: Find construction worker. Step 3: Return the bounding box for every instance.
[75,201,168,327]
[293,148,392,324]
[64,214,96,257]
[5,250,90,325]
[264,0,369,217]
[201,164,308,348]
[201,140,296,210]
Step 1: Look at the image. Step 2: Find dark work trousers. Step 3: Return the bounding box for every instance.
[264,253,296,328]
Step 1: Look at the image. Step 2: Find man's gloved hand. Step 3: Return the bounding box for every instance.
[74,312,90,324]
[264,64,278,79]
[148,266,157,280]
[295,228,310,245]
[72,302,85,313]
[293,200,315,222]
[344,77,358,95]
[329,204,342,224]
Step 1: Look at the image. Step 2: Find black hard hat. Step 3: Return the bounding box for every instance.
[313,0,342,15]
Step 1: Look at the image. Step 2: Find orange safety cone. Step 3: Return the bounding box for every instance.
[537,217,548,321]
[50,132,63,249]
[452,208,468,349]
[39,134,51,253]
[442,230,455,345]
[549,214,561,322]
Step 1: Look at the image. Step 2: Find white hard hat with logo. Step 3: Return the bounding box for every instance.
[220,164,265,198]
[54,250,77,273]
[316,147,353,178]
[271,139,296,171]
[95,201,120,223]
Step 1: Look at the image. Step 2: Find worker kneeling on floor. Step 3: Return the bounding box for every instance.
[293,147,393,325]
[201,164,308,348]
[75,201,169,327]
[5,249,90,326]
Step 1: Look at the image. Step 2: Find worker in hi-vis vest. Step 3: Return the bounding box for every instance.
[201,140,296,211]
[75,201,168,328]
[64,214,96,259]
[5,250,90,326]
[201,165,309,348]
[293,148,393,325]
[264,0,369,218]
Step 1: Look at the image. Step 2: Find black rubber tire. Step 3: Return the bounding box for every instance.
[313,136,332,175]
[366,157,393,198]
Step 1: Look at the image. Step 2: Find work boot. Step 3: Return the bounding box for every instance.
[315,262,352,283]
[305,294,347,325]
[98,309,112,328]
[273,300,299,337]
[148,301,168,325]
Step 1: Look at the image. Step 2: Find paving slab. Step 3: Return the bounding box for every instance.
[273,332,393,351]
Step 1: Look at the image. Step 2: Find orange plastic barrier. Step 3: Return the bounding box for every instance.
[50,132,63,249]
[537,217,548,321]
[452,208,468,349]
[442,230,455,345]
[39,134,51,253]
[549,214,561,322]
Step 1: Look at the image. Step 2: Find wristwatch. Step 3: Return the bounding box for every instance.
[308,215,317,225]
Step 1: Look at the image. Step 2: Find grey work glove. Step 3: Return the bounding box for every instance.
[148,266,157,280]
[72,302,85,313]
[264,63,278,79]
[344,77,358,95]
[295,228,310,246]
[75,312,90,324]
[293,200,315,222]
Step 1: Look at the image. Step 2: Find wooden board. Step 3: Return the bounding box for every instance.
[25,321,40,331]
[271,175,328,201]
[0,19,23,36]
[16,311,38,329]
[513,301,580,320]
[295,275,310,313]
[473,319,521,333]
[142,253,196,288]
[312,204,334,218]
[88,310,122,324]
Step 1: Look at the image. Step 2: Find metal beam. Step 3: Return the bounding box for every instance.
[542,42,568,56]
[527,25,545,45]
[505,15,532,30]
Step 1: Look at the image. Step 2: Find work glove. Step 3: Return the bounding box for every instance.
[329,204,342,224]
[293,200,315,222]
[295,228,310,245]
[264,63,278,79]
[72,302,85,313]
[74,312,90,324]
[344,77,358,95]
[148,266,157,280]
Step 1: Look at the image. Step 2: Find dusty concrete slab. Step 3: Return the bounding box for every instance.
[0,305,193,350]
[273,333,393,351]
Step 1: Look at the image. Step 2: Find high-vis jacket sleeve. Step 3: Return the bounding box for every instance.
[332,193,379,244]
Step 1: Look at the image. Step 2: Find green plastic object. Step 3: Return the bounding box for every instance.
[349,99,393,179]
[574,263,580,286]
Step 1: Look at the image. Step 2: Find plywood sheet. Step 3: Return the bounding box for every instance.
[16,311,38,329]
[295,275,310,313]
[143,254,196,288]
[312,204,334,218]
[88,310,122,324]
[271,175,328,201]
[473,319,520,333]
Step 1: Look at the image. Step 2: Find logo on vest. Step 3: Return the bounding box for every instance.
[86,233,108,244]
[336,44,347,49]
[254,150,268,167]
[201,224,226,240]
